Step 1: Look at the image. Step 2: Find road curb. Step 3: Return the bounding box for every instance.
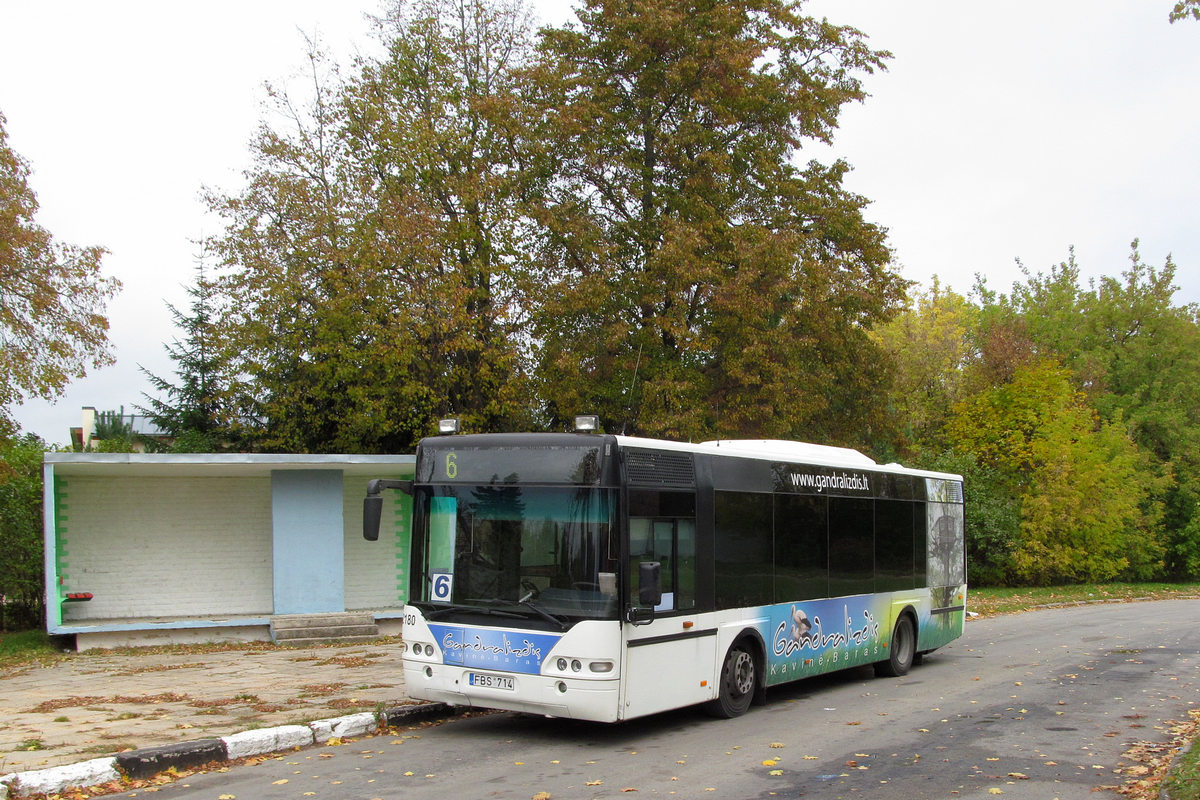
[0,702,452,799]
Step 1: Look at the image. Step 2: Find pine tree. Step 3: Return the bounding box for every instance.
[138,254,228,452]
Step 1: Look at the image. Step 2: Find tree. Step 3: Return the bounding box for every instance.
[87,408,138,452]
[0,434,47,630]
[525,0,903,442]
[340,0,536,432]
[139,254,231,452]
[0,111,121,434]
[1014,410,1164,584]
[206,1,536,452]
[968,244,1200,579]
[946,360,1163,585]
[1088,248,1200,578]
[1170,0,1200,22]
[872,279,975,458]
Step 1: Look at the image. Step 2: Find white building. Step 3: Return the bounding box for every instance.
[43,453,414,650]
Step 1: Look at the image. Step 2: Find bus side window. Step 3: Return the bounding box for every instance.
[675,519,696,609]
[629,517,653,574]
[630,518,685,612]
[628,495,697,613]
[629,517,669,609]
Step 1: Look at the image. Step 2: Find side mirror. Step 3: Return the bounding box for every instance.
[638,561,662,607]
[362,479,412,542]
[363,495,383,541]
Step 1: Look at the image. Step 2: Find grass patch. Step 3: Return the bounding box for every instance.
[967,583,1200,617]
[1163,737,1200,800]
[0,629,64,665]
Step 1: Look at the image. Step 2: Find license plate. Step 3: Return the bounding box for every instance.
[469,672,515,690]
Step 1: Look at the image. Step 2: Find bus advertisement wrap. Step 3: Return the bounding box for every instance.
[764,595,884,684]
[761,592,964,685]
[430,623,562,674]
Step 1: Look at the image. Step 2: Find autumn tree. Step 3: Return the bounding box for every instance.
[871,279,975,458]
[0,111,121,436]
[946,359,1164,585]
[204,44,354,451]
[1080,250,1200,578]
[206,0,536,452]
[965,245,1200,579]
[339,0,536,433]
[525,0,903,442]
[1170,0,1200,22]
[1015,408,1164,583]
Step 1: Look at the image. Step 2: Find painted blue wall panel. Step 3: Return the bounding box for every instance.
[272,470,345,614]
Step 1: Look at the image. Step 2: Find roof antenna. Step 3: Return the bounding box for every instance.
[620,342,643,436]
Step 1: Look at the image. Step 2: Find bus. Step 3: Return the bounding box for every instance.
[362,418,965,722]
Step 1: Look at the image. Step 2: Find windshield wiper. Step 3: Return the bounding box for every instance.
[420,599,568,631]
[422,603,525,622]
[520,600,569,631]
[491,598,568,631]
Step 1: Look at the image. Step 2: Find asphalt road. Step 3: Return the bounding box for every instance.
[152,599,1199,800]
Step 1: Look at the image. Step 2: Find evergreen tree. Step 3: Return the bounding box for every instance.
[138,256,228,452]
[88,407,137,452]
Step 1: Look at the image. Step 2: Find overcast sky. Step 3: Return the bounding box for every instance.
[2,0,1197,445]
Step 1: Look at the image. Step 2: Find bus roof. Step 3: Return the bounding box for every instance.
[613,435,963,483]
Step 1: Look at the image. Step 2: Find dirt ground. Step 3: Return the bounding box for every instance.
[0,639,409,775]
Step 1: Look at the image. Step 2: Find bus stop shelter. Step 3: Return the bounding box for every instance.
[42,453,414,650]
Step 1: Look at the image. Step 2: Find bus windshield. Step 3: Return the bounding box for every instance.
[415,485,620,624]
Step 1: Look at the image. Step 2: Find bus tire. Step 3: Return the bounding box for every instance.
[704,642,757,718]
[874,614,915,678]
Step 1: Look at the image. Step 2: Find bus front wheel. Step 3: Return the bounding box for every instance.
[874,614,915,678]
[705,643,756,718]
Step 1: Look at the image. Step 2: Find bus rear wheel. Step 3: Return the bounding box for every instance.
[705,643,756,718]
[874,614,915,677]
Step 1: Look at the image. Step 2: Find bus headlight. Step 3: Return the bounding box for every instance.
[571,659,582,672]
[424,644,435,656]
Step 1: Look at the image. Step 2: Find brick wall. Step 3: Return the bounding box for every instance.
[58,476,274,620]
[342,475,411,611]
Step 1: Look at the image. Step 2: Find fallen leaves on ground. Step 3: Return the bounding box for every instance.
[26,693,192,713]
[1117,709,1200,799]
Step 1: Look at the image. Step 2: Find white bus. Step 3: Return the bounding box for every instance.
[363,419,965,721]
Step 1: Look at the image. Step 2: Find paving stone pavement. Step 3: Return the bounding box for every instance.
[0,639,411,776]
